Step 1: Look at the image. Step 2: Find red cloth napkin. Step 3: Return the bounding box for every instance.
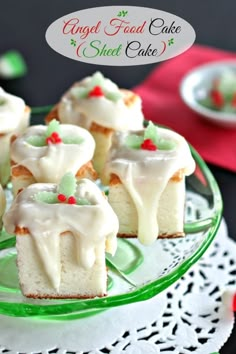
[134,44,236,172]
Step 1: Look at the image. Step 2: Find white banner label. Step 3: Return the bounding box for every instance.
[46,6,196,66]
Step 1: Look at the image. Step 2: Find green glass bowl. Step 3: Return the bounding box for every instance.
[0,107,223,319]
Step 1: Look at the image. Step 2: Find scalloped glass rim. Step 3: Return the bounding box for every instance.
[0,107,223,318]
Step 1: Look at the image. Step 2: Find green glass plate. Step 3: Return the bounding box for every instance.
[0,108,223,319]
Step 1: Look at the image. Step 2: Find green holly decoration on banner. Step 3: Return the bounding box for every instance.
[70,39,77,47]
[117,10,128,17]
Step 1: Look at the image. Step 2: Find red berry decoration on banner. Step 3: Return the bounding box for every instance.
[210,89,224,108]
[141,138,157,151]
[88,85,104,97]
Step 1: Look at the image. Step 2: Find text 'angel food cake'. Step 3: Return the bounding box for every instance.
[103,122,196,245]
[0,87,30,186]
[45,72,144,175]
[3,174,119,299]
[11,119,97,196]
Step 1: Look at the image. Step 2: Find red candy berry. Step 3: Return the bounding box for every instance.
[46,137,53,144]
[58,194,67,202]
[88,85,104,97]
[51,132,59,139]
[210,89,224,108]
[57,194,77,204]
[141,139,157,151]
[68,196,77,204]
[46,131,62,145]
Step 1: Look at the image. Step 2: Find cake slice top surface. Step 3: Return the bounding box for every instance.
[11,121,96,183]
[58,71,144,131]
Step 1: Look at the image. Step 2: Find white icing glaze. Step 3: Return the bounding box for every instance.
[104,128,196,245]
[58,72,144,131]
[0,87,26,134]
[11,124,96,183]
[3,179,119,291]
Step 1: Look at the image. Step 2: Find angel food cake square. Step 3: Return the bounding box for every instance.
[10,120,97,195]
[103,122,196,245]
[45,72,144,176]
[3,175,119,299]
[0,87,30,186]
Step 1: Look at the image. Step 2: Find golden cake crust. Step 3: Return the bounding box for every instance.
[11,160,98,180]
[45,105,59,124]
[121,89,140,107]
[45,105,115,136]
[110,169,184,186]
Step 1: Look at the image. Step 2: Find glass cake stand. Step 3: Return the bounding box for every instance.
[0,109,223,319]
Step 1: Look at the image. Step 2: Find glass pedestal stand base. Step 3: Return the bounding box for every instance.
[0,219,235,354]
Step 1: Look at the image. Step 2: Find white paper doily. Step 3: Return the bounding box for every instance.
[0,218,235,354]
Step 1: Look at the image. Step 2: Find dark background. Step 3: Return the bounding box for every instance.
[0,1,236,353]
[1,0,236,106]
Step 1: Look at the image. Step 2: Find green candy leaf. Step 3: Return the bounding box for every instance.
[125,134,143,149]
[34,191,58,204]
[71,86,90,99]
[46,119,61,137]
[105,91,123,102]
[218,71,236,96]
[76,197,91,205]
[222,103,236,113]
[58,172,76,197]
[27,135,46,147]
[62,136,84,145]
[125,122,176,151]
[34,174,91,206]
[89,72,105,87]
[144,121,159,146]
[198,96,216,110]
[158,138,176,150]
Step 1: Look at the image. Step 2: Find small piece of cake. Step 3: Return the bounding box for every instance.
[10,120,97,195]
[45,72,144,176]
[0,184,6,229]
[103,122,196,245]
[0,87,30,186]
[3,174,119,299]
